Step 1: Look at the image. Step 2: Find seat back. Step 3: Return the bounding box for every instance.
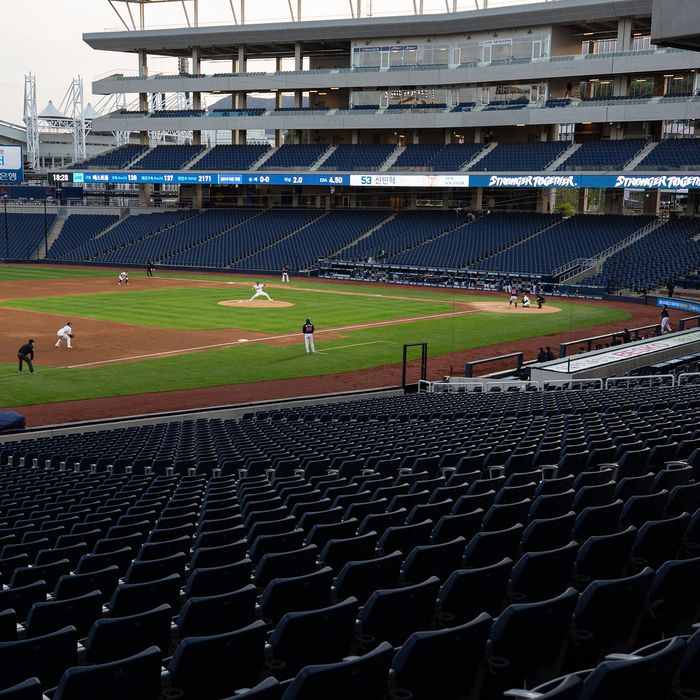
[53,646,162,700]
[168,620,267,698]
[579,636,686,700]
[0,625,77,688]
[176,585,257,638]
[25,590,102,638]
[282,641,394,700]
[391,612,492,700]
[259,568,333,624]
[268,597,360,678]
[358,576,441,647]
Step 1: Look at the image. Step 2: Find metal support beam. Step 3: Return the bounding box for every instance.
[228,0,238,24]
[107,1,131,30]
[180,0,191,26]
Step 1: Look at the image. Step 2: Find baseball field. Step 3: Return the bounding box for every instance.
[0,264,638,419]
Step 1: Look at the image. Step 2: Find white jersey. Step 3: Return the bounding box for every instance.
[57,325,72,337]
[252,284,263,293]
[119,272,128,281]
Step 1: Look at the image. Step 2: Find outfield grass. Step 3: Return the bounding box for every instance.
[0,264,115,282]
[0,264,631,408]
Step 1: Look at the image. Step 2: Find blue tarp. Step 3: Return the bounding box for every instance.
[0,411,26,434]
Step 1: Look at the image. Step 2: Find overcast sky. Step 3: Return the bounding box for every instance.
[1,0,548,125]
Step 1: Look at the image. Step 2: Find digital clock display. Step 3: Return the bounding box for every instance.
[50,173,72,183]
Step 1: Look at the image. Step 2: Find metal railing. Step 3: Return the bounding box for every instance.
[418,378,539,392]
[558,218,664,282]
[465,351,523,378]
[680,315,700,331]
[605,374,676,390]
[541,378,604,391]
[678,372,700,386]
[559,323,661,358]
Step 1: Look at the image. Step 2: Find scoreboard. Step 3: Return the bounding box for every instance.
[48,170,700,190]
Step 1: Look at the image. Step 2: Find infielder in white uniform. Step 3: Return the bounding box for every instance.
[118,272,129,286]
[249,282,273,302]
[55,322,73,349]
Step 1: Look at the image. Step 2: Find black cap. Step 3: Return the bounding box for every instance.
[306,318,311,323]
[28,339,34,344]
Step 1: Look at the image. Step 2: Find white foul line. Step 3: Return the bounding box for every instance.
[315,340,396,352]
[66,309,478,369]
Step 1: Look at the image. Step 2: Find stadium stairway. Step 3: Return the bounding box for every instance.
[326,213,397,257]
[309,147,337,171]
[628,141,660,170]
[546,143,582,171]
[126,148,155,169]
[186,147,214,170]
[382,214,475,261]
[89,214,128,242]
[250,147,278,171]
[38,217,67,260]
[380,147,404,171]
[561,218,665,284]
[460,142,497,171]
[157,209,266,267]
[70,211,198,263]
[467,215,564,268]
[181,210,266,261]
[228,210,328,267]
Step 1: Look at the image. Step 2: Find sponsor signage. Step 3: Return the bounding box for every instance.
[657,297,700,314]
[0,145,23,183]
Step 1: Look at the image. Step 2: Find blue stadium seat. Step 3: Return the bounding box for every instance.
[281,641,393,700]
[166,621,267,699]
[52,646,162,700]
[83,604,172,663]
[390,612,492,700]
[267,597,359,678]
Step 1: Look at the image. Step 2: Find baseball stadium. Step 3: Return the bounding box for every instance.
[1,0,700,698]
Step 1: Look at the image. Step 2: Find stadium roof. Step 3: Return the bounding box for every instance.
[84,0,652,58]
[651,0,700,51]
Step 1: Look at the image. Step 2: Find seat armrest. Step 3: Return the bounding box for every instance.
[605,653,640,661]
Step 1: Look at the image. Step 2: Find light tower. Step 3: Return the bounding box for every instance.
[23,73,39,171]
[60,77,87,164]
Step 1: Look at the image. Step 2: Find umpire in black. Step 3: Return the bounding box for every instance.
[18,339,35,374]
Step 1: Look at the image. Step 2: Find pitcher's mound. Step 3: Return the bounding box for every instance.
[218,299,294,308]
[466,301,562,314]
